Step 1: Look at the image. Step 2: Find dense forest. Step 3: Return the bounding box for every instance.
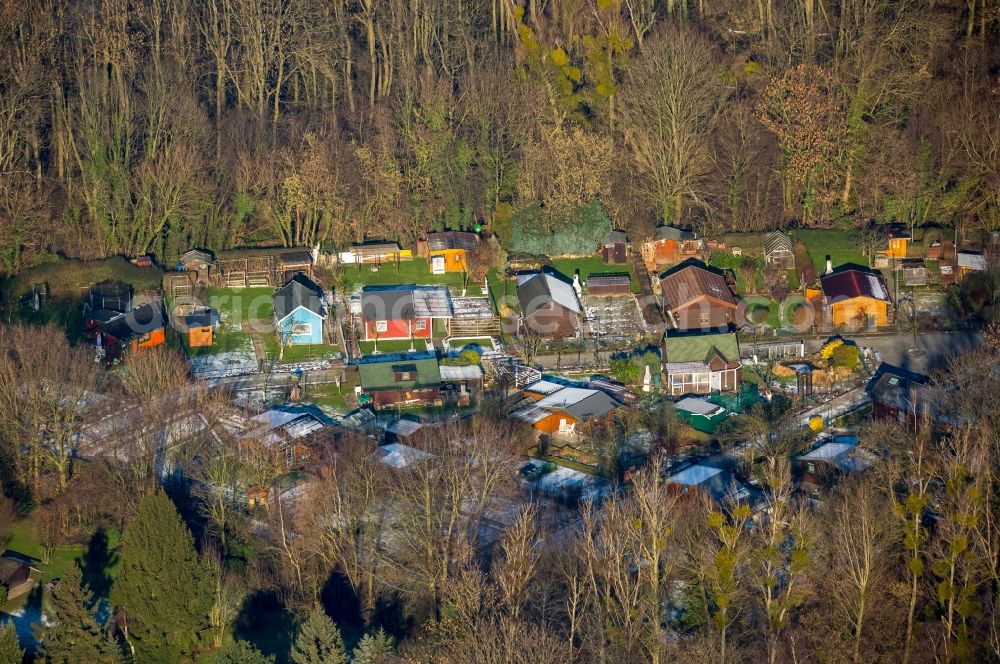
[0,0,998,274]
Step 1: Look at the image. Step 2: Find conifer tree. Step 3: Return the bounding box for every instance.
[352,629,395,664]
[289,607,346,664]
[110,491,213,664]
[0,622,24,664]
[213,640,275,664]
[34,562,119,663]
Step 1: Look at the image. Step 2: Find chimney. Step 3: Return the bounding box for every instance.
[825,255,833,275]
[572,271,583,297]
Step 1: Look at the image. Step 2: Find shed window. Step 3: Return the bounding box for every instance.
[375,320,388,333]
[291,323,312,335]
[415,319,428,331]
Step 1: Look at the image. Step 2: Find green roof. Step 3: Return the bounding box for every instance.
[358,356,441,391]
[664,331,740,364]
[677,407,730,434]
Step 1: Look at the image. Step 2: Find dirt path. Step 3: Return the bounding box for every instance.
[249,331,267,362]
[631,251,665,331]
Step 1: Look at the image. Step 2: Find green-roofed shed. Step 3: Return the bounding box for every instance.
[663,331,740,364]
[663,331,742,396]
[358,355,443,408]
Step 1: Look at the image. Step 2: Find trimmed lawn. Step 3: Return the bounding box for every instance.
[185,324,253,357]
[548,257,640,294]
[745,299,781,329]
[342,258,483,295]
[792,229,868,273]
[202,287,275,330]
[4,520,85,586]
[178,286,272,359]
[2,519,121,639]
[260,335,340,363]
[358,339,426,354]
[302,383,351,415]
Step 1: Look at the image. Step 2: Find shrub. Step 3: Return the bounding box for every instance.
[509,200,611,256]
[831,343,860,370]
[609,357,640,384]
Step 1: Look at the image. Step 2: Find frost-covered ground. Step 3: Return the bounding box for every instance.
[189,344,258,378]
[582,295,646,339]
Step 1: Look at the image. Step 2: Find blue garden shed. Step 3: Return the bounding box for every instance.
[273,274,328,345]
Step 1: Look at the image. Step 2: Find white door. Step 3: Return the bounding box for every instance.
[709,371,721,391]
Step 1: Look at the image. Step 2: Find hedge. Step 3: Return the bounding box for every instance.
[509,199,612,257]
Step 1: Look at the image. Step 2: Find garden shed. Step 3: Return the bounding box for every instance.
[587,273,631,297]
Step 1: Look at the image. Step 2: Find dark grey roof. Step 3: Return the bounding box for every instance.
[87,308,122,325]
[602,229,627,246]
[866,363,931,412]
[273,274,326,321]
[99,303,165,342]
[587,273,631,287]
[562,390,620,421]
[655,226,682,242]
[279,250,313,266]
[183,308,218,328]
[516,269,581,317]
[820,266,890,301]
[352,242,401,256]
[360,285,453,321]
[427,231,478,251]
[887,223,911,239]
[654,226,696,242]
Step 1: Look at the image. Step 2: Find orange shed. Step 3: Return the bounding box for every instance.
[508,380,620,437]
[182,309,217,348]
[96,303,167,359]
[820,267,893,330]
[885,224,911,259]
[423,231,478,274]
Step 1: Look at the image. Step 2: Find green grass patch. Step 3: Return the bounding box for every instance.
[548,256,640,294]
[184,324,254,357]
[302,382,351,415]
[4,521,86,585]
[6,294,87,343]
[201,287,275,327]
[2,256,163,303]
[358,339,425,354]
[744,298,781,329]
[707,252,759,295]
[792,229,868,273]
[261,336,340,363]
[341,258,483,295]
